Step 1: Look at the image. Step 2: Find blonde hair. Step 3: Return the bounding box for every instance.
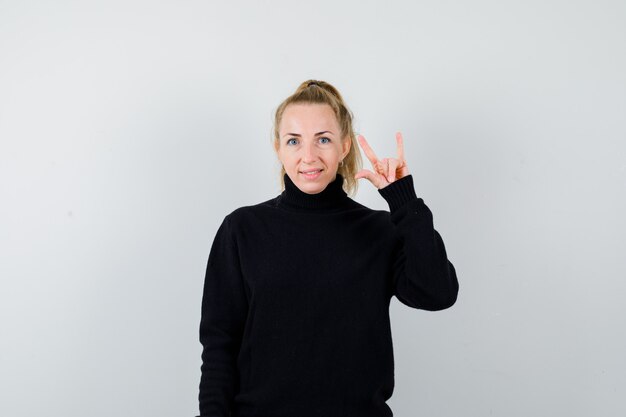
[272,79,362,197]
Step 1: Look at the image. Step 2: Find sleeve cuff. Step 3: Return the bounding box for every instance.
[377,174,418,212]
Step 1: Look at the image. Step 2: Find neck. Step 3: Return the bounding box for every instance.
[278,172,351,212]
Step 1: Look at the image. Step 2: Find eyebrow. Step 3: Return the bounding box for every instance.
[283,131,334,138]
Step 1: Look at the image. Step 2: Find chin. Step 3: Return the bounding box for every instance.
[299,183,325,194]
[298,178,329,194]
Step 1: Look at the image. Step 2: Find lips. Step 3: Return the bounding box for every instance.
[299,169,323,174]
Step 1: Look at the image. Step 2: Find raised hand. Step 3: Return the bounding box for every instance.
[355,132,410,189]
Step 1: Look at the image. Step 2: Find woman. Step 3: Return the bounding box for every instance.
[197,80,459,417]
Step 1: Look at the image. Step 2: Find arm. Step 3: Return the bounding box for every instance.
[378,174,459,311]
[198,214,248,416]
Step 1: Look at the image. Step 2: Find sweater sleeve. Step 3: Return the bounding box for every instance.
[378,175,459,311]
[198,214,248,416]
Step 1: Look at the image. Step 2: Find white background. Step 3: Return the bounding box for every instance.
[1,1,625,416]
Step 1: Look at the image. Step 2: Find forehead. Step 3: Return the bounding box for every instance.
[280,103,338,133]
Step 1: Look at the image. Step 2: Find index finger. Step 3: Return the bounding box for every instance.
[396,132,405,162]
[357,134,380,167]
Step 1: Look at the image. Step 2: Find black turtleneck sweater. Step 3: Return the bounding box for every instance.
[197,173,458,417]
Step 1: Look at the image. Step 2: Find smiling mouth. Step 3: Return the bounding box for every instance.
[300,169,323,174]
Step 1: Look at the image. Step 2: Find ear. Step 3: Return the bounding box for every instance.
[342,135,351,159]
[274,142,285,166]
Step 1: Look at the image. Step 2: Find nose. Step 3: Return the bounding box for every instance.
[302,141,318,163]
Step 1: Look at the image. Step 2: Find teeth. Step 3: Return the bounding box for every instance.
[303,170,320,174]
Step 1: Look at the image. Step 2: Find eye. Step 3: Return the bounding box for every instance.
[286,138,298,145]
[319,137,331,144]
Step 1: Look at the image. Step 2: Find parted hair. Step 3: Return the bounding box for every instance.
[272,79,362,197]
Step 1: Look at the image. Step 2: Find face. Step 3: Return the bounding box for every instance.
[275,103,350,194]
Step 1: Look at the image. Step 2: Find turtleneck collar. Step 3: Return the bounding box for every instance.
[277,172,351,212]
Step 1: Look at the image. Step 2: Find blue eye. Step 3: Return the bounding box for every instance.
[287,138,298,145]
[320,137,331,144]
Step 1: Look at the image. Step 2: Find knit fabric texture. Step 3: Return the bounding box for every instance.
[197,173,459,417]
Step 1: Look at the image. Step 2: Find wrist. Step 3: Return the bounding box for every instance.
[378,174,418,212]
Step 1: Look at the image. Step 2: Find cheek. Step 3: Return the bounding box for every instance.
[279,151,295,164]
[329,146,343,160]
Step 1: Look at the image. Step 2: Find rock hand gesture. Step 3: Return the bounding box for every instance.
[354,132,410,189]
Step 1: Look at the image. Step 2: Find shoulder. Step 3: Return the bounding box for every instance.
[222,196,281,227]
[339,198,396,231]
[232,196,279,215]
[224,196,393,229]
[349,198,390,217]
